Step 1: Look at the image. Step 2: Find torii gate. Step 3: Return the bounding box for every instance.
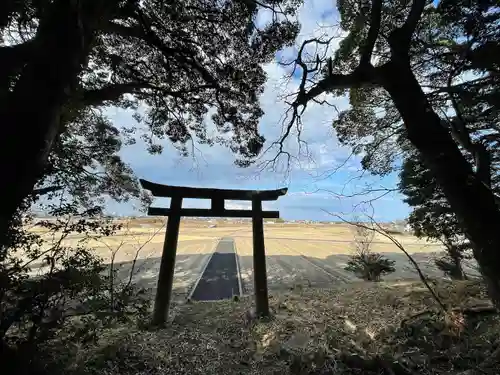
[139,179,288,326]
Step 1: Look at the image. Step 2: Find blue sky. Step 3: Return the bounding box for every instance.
[107,0,411,222]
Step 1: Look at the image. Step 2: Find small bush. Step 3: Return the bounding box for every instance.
[345,224,396,281]
[435,240,470,280]
[435,256,467,280]
[385,229,404,235]
[1,203,151,375]
[344,252,396,281]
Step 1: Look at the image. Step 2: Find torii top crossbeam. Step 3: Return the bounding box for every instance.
[140,179,288,201]
[140,179,288,218]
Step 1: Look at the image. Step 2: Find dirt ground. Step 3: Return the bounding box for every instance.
[47,280,500,375]
[31,219,479,299]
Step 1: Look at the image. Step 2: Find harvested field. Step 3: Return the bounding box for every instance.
[29,219,479,300]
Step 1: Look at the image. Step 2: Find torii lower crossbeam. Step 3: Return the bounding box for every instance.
[139,179,288,326]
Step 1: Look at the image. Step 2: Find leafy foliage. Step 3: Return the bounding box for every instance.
[345,252,396,282]
[0,201,152,373]
[2,0,300,165]
[399,152,472,280]
[1,3,303,362]
[399,154,457,241]
[316,1,500,286]
[331,1,500,177]
[0,0,302,253]
[44,107,147,208]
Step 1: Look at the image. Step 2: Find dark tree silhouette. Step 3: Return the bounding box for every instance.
[0,0,300,248]
[399,153,472,280]
[280,0,500,306]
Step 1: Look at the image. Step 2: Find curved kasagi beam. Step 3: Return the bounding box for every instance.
[139,179,288,201]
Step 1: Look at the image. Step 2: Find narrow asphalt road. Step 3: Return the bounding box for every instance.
[190,237,240,301]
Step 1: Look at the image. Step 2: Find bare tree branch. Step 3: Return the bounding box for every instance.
[32,185,62,197]
[295,69,376,108]
[315,186,398,200]
[103,21,144,39]
[81,82,151,105]
[124,221,166,289]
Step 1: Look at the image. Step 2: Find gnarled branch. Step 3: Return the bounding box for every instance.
[103,21,144,39]
[359,0,383,67]
[32,185,62,196]
[81,82,151,105]
[391,0,427,53]
[295,69,376,108]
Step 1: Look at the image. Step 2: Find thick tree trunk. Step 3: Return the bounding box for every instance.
[0,1,94,248]
[380,62,500,308]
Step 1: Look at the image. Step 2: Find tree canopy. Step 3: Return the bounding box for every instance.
[329,0,500,178]
[395,1,500,278]
[0,0,303,363]
[278,0,500,306]
[0,0,301,243]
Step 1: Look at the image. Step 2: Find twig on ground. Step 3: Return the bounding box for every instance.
[452,305,497,316]
[400,309,437,327]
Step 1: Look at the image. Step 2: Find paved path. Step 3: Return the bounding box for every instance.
[190,237,240,301]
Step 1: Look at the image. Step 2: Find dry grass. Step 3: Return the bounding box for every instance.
[49,279,500,375]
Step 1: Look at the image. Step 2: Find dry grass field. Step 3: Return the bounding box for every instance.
[30,219,479,300]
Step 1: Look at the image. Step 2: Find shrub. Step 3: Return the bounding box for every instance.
[385,229,404,236]
[0,201,151,374]
[434,240,470,280]
[345,224,396,281]
[344,252,396,281]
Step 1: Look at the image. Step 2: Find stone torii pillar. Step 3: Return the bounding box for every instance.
[139,179,287,326]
